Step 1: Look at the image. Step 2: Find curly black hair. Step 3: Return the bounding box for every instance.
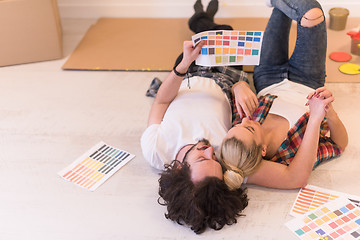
[158,160,248,234]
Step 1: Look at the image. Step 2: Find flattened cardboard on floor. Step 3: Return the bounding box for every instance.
[62,17,360,82]
[0,0,63,67]
[62,18,277,72]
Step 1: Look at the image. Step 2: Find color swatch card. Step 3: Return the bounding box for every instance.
[286,198,360,240]
[192,30,263,66]
[58,141,134,191]
[290,185,360,218]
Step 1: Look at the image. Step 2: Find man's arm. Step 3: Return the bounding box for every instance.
[147,41,204,126]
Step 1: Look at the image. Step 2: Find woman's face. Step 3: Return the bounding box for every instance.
[225,118,264,146]
[178,140,223,183]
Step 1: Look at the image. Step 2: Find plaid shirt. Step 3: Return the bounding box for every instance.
[232,94,343,167]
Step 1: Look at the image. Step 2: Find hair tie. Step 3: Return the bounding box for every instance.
[224,169,244,191]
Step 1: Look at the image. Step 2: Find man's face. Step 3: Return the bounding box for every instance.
[179,139,223,183]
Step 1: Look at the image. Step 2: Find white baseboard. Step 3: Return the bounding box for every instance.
[58,3,360,19]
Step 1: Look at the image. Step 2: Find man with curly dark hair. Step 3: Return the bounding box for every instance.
[141,0,256,233]
[158,139,248,234]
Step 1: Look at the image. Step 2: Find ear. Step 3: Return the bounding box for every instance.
[261,144,267,157]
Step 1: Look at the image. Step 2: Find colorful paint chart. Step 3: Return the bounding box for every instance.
[286,198,360,240]
[192,30,263,66]
[58,141,134,191]
[290,185,360,218]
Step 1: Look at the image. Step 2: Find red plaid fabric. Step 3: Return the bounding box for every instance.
[232,94,343,166]
[232,94,277,124]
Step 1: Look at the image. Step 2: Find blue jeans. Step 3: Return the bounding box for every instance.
[253,0,327,92]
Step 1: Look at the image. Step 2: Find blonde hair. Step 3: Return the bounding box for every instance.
[220,137,263,190]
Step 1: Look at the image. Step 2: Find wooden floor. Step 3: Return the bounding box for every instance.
[0,19,359,239]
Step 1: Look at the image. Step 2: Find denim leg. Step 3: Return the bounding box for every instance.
[254,0,326,92]
[270,0,323,24]
[253,8,292,92]
[288,18,327,89]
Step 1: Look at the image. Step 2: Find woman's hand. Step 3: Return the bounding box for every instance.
[306,87,335,119]
[307,87,332,100]
[307,92,334,121]
[232,81,258,119]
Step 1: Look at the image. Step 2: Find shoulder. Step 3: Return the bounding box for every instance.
[140,124,166,170]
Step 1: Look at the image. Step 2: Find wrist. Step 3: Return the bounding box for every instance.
[175,61,189,75]
[308,114,324,125]
[232,81,249,94]
[326,109,338,121]
[173,65,187,77]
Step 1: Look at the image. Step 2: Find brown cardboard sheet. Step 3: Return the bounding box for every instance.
[62,17,360,82]
[62,18,279,72]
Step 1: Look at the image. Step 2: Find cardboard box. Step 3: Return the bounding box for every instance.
[0,0,63,67]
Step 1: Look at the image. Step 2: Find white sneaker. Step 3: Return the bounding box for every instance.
[265,0,273,7]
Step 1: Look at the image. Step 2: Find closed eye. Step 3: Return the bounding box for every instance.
[196,145,209,151]
[196,157,210,162]
[245,126,255,133]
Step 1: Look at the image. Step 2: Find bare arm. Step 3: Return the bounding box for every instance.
[247,96,333,189]
[325,106,348,150]
[147,41,204,126]
[308,87,348,150]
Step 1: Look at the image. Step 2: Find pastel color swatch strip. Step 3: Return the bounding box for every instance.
[286,198,360,240]
[290,185,360,218]
[192,30,263,66]
[58,141,134,191]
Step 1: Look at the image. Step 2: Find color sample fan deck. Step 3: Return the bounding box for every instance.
[192,30,263,66]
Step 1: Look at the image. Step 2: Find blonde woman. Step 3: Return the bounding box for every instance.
[220,0,348,190]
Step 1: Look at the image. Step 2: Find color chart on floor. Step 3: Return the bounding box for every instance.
[58,141,134,191]
[286,198,360,240]
[290,185,360,218]
[192,30,263,66]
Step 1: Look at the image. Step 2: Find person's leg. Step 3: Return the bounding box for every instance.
[175,0,233,72]
[188,0,232,34]
[288,6,326,89]
[253,8,293,92]
[269,0,326,89]
[206,0,219,20]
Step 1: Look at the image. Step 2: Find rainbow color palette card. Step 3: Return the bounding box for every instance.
[58,141,134,191]
[192,30,263,66]
[286,198,360,240]
[290,185,360,218]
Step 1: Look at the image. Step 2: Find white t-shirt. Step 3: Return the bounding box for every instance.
[258,79,314,129]
[141,76,232,170]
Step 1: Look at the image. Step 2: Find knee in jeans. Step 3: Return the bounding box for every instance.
[300,8,324,27]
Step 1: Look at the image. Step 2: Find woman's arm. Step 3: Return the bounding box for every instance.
[308,87,348,150]
[325,105,348,150]
[247,96,333,189]
[147,41,204,126]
